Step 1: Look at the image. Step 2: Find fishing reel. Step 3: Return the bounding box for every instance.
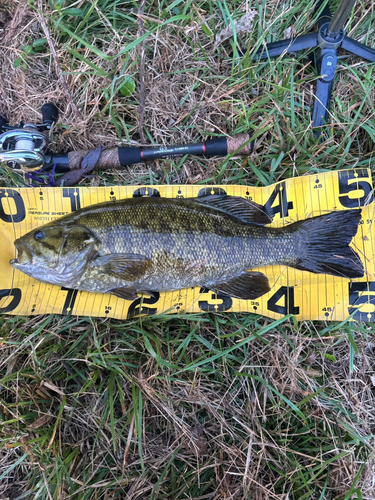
[0,103,58,171]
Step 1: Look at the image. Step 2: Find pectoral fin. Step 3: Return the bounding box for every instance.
[196,195,273,226]
[210,271,270,300]
[94,253,151,280]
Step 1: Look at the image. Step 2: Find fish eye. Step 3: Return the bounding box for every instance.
[34,230,45,241]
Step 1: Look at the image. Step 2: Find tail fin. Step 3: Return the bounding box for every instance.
[291,210,364,279]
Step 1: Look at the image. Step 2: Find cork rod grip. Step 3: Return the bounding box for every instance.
[226,133,253,155]
[68,149,121,170]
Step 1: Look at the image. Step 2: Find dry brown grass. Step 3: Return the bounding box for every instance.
[1,1,375,499]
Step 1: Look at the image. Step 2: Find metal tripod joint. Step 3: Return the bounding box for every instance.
[318,22,345,49]
[316,22,345,83]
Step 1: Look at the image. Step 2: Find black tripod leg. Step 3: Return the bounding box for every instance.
[311,46,338,135]
[253,33,318,60]
[312,78,334,135]
[341,36,375,62]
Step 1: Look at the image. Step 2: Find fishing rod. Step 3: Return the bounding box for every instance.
[0,103,253,185]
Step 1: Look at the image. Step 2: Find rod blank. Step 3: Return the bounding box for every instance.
[327,0,356,38]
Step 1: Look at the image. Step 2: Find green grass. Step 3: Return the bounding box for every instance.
[1,0,375,498]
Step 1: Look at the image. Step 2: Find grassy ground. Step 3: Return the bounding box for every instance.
[1,0,375,498]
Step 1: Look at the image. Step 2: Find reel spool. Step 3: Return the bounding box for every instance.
[0,103,58,171]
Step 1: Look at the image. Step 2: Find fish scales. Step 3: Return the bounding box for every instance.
[72,199,294,287]
[10,196,364,301]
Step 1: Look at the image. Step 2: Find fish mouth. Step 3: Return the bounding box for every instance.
[10,242,33,268]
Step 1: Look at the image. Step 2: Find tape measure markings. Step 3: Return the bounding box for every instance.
[1,172,373,320]
[315,173,330,321]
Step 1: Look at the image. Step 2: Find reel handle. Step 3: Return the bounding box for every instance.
[0,115,8,134]
[42,103,59,127]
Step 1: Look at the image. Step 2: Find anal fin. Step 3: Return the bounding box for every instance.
[210,271,270,300]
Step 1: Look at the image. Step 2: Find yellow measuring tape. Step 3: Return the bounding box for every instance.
[0,168,374,321]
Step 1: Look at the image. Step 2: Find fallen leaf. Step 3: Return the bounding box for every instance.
[27,414,53,429]
[42,380,65,396]
[214,10,258,50]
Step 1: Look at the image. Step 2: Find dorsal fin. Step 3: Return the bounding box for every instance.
[196,195,273,226]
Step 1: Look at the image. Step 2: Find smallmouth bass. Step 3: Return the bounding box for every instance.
[10,195,364,301]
